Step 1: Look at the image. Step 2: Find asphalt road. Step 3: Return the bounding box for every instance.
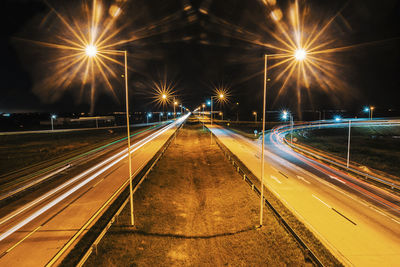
[208,123,400,266]
[0,115,188,266]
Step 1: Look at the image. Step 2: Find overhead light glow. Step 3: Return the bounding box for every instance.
[294,49,306,61]
[85,45,97,57]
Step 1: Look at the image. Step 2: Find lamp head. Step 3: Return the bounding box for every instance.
[85,45,97,57]
[294,48,306,61]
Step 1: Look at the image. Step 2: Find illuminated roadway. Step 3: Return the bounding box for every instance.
[207,122,400,266]
[0,114,189,266]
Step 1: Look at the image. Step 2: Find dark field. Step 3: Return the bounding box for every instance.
[293,125,400,177]
[0,126,148,177]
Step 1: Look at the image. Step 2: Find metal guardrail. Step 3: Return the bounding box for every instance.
[46,123,184,267]
[207,128,324,267]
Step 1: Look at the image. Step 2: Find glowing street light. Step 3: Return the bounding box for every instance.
[294,48,306,60]
[281,110,288,121]
[259,46,307,227]
[210,93,225,126]
[147,113,152,124]
[201,103,206,129]
[50,114,57,131]
[41,2,138,225]
[334,115,342,122]
[370,106,375,120]
[173,99,178,118]
[253,111,257,123]
[85,44,97,57]
[83,46,135,226]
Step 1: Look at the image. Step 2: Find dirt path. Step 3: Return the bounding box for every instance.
[85,122,311,266]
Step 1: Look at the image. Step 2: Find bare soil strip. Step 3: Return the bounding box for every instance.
[85,122,319,266]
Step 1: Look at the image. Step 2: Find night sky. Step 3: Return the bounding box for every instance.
[1,0,400,117]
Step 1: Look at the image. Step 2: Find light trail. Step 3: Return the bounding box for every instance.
[269,122,400,214]
[0,114,189,242]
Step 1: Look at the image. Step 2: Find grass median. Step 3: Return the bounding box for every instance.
[85,122,315,266]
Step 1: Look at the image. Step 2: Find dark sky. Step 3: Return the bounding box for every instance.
[1,0,400,116]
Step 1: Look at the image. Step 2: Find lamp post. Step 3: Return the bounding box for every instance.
[159,112,163,122]
[253,111,257,123]
[210,94,224,126]
[210,94,224,144]
[147,113,152,124]
[202,104,206,129]
[50,114,57,131]
[282,110,294,143]
[347,120,351,168]
[259,50,306,227]
[85,47,135,226]
[364,107,370,120]
[370,106,374,120]
[173,99,178,118]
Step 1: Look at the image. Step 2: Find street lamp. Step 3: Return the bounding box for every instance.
[50,114,57,131]
[370,106,375,120]
[85,45,135,226]
[258,52,306,227]
[363,106,370,119]
[159,112,163,122]
[173,99,178,118]
[209,93,224,144]
[282,110,294,143]
[202,104,206,129]
[147,113,152,124]
[253,111,257,123]
[210,93,224,126]
[281,110,288,121]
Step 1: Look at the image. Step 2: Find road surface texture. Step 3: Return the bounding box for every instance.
[208,123,400,266]
[0,117,186,266]
[85,122,339,266]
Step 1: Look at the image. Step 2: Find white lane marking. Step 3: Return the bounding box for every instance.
[312,194,332,209]
[296,175,310,184]
[329,175,346,184]
[270,175,282,184]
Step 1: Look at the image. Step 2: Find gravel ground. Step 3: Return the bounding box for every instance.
[85,122,314,266]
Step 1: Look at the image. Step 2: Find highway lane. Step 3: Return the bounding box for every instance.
[269,125,400,216]
[0,115,189,266]
[0,123,167,203]
[277,119,400,191]
[208,123,400,266]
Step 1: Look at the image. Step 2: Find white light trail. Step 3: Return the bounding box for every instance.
[0,114,189,242]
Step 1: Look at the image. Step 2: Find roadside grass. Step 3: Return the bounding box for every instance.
[0,127,145,177]
[293,125,400,177]
[84,123,329,266]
